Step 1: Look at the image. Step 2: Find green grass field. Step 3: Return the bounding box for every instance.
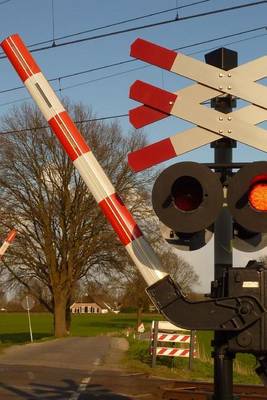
[0,312,160,344]
[0,312,261,384]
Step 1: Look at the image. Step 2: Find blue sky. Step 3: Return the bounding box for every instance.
[0,0,267,291]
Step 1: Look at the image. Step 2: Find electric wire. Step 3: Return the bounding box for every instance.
[0,114,128,135]
[191,31,267,57]
[0,3,265,122]
[0,0,12,5]
[0,22,265,133]
[0,25,265,97]
[26,0,212,50]
[0,0,213,55]
[0,22,265,130]
[0,0,265,59]
[61,26,267,92]
[61,31,267,93]
[0,27,265,108]
[51,0,56,46]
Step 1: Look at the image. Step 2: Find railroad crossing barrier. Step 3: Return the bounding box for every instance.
[151,320,197,369]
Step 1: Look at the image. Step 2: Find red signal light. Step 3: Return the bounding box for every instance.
[249,182,267,212]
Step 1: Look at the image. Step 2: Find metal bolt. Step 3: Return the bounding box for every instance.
[219,86,223,90]
[227,86,232,90]
[227,116,232,121]
[169,101,173,105]
[219,130,223,133]
[228,129,232,133]
[228,73,232,77]
[219,73,223,77]
[219,117,223,121]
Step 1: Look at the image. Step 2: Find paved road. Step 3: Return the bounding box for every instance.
[0,337,164,399]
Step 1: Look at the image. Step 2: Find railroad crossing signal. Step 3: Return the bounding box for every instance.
[152,160,267,251]
[152,161,224,251]
[129,38,267,251]
[128,38,267,172]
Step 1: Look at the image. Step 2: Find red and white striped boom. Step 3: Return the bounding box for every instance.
[1,34,167,287]
[0,229,16,259]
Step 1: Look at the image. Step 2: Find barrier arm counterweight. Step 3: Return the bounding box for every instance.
[0,34,167,288]
[0,229,17,260]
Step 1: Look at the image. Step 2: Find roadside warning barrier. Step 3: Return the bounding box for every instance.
[151,321,197,369]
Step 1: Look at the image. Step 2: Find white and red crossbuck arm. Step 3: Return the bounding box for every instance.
[130,80,267,153]
[1,34,167,287]
[130,38,267,110]
[0,229,16,260]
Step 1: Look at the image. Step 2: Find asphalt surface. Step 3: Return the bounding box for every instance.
[0,336,164,399]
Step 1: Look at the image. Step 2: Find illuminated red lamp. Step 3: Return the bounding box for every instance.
[249,182,267,212]
[227,162,267,252]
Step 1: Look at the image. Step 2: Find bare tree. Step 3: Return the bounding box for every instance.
[0,101,155,337]
[160,249,200,293]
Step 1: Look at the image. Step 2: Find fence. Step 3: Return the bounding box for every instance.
[151,320,197,369]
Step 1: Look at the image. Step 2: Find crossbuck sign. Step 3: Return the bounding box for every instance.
[128,38,267,172]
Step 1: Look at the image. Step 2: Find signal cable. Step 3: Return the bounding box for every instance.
[0,0,12,5]
[0,25,265,97]
[0,1,265,59]
[0,113,129,136]
[0,19,264,135]
[51,0,56,47]
[0,0,211,53]
[28,0,212,48]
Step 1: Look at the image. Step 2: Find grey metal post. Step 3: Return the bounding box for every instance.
[151,320,158,368]
[189,330,195,370]
[26,296,33,343]
[205,48,237,400]
[213,141,235,400]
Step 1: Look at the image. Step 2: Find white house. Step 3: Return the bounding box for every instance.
[70,301,108,314]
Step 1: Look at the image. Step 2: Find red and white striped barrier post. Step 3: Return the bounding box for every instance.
[151,320,197,368]
[0,229,16,259]
[1,34,167,287]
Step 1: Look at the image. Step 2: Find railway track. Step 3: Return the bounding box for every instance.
[160,381,267,400]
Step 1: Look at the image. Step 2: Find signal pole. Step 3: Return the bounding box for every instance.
[205,48,237,400]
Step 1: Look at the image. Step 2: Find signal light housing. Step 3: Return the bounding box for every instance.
[153,161,267,252]
[152,162,224,250]
[227,161,267,252]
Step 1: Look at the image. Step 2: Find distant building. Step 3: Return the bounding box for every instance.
[70,301,108,314]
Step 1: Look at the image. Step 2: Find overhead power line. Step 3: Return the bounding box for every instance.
[60,28,267,92]
[27,0,212,49]
[1,28,265,108]
[0,0,12,5]
[0,1,265,59]
[0,114,129,136]
[0,25,265,97]
[51,0,56,46]
[0,26,265,111]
